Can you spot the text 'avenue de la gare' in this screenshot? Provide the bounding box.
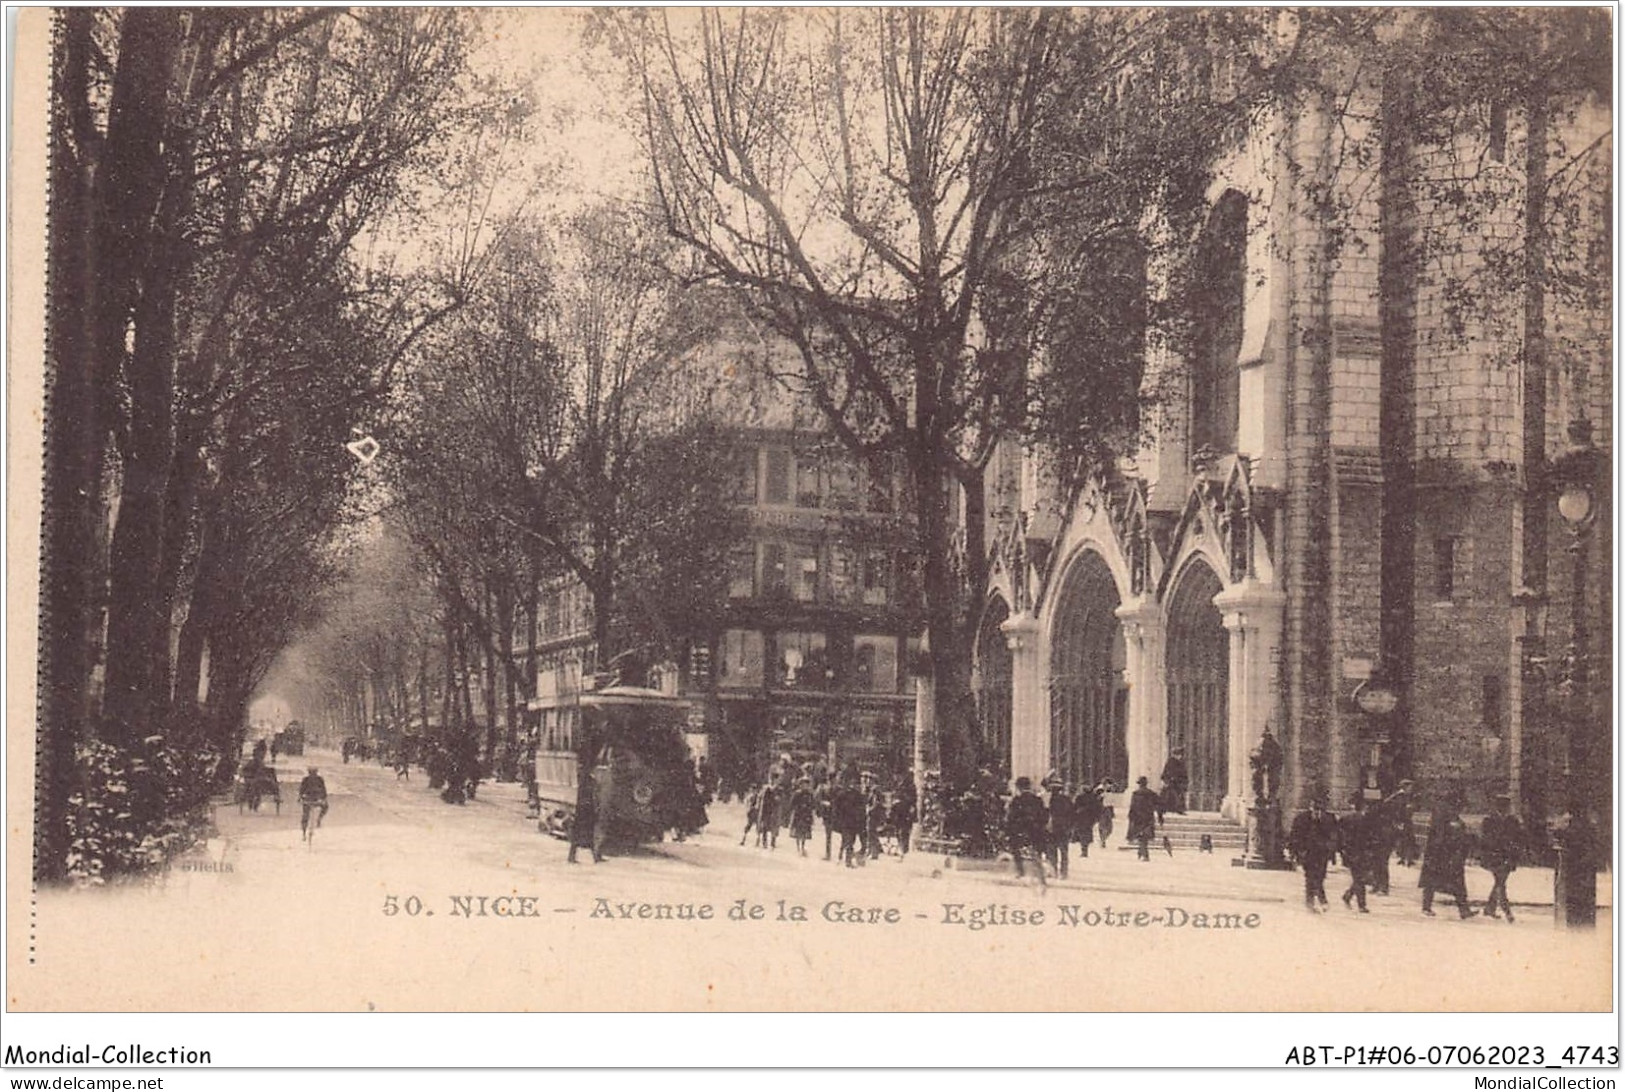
[581,898,1262,929]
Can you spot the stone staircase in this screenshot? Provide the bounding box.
[1118,811,1247,854]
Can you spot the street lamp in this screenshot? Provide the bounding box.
[1551,427,1599,929]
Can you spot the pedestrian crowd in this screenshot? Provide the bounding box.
[1288,781,1527,921]
[731,754,918,868]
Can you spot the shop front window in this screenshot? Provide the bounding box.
[853,634,899,692]
[775,631,829,689]
[719,629,764,687]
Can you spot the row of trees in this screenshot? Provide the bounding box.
[38,9,482,879]
[279,205,746,785]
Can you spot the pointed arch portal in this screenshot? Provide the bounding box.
[1049,551,1128,792]
[1166,560,1229,812]
[975,599,1013,779]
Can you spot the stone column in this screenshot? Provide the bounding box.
[1001,611,1044,783]
[1214,580,1287,820]
[912,670,933,789]
[1115,597,1167,793]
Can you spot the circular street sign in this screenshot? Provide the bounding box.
[1354,681,1399,716]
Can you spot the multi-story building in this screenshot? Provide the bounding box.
[977,74,1611,836]
[528,330,924,801]
[699,430,921,790]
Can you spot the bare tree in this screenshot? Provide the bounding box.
[619,8,1279,783]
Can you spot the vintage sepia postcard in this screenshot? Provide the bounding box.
[5,5,1615,1054]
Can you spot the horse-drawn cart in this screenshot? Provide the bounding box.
[233,765,282,814]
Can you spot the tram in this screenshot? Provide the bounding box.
[534,686,705,846]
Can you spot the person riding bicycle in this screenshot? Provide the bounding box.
[298,767,329,837]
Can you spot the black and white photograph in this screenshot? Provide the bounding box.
[4,2,1617,1071]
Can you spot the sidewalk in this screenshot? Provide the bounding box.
[699,797,1615,914]
[449,777,1612,917]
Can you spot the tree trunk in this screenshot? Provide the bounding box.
[441,610,456,736]
[482,609,498,765]
[912,452,976,787]
[418,636,433,735]
[1378,56,1419,781]
[498,584,519,775]
[38,9,104,881]
[95,9,182,746]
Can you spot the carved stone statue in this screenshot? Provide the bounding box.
[1250,727,1284,803]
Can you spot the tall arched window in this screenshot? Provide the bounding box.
[1190,190,1248,457]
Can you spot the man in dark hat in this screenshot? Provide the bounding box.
[1005,776,1047,884]
[1289,788,1340,911]
[1072,780,1101,858]
[1420,791,1475,919]
[1043,774,1075,879]
[1478,793,1522,922]
[1127,776,1160,861]
[832,775,866,867]
[1160,747,1189,816]
[1339,793,1376,912]
[1095,781,1116,848]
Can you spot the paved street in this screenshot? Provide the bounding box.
[26,749,1611,1012]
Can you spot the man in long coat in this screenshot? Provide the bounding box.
[832,777,866,867]
[1160,747,1189,816]
[1289,791,1340,911]
[1478,793,1522,922]
[1127,776,1160,861]
[1420,797,1476,919]
[1338,794,1376,912]
[1072,782,1101,859]
[1043,774,1075,879]
[1005,776,1048,883]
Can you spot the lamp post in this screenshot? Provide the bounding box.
[1551,424,1598,929]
